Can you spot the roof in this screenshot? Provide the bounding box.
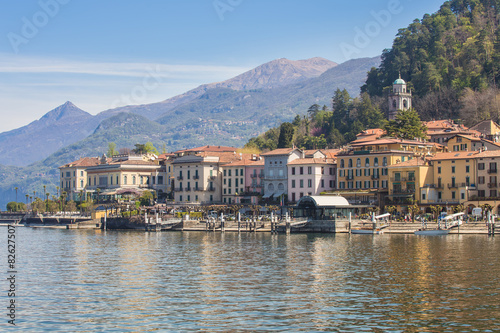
[174,145,237,154]
[476,150,500,158]
[59,157,103,169]
[350,138,437,147]
[287,158,334,165]
[394,78,406,85]
[471,120,500,135]
[297,195,350,207]
[260,148,301,156]
[423,119,458,131]
[447,134,481,142]
[431,151,480,161]
[321,149,341,159]
[221,158,264,167]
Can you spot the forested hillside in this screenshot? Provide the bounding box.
[362,0,500,125]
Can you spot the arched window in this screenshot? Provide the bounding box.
[268,184,275,192]
[340,160,345,168]
[278,183,284,191]
[403,99,407,108]
[356,158,361,167]
[348,159,353,168]
[365,158,370,167]
[374,157,379,167]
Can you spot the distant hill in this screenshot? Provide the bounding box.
[101,57,337,120]
[0,102,111,167]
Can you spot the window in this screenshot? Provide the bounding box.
[422,193,426,200]
[300,167,304,175]
[223,169,227,176]
[132,176,136,185]
[466,165,470,173]
[329,167,334,175]
[478,163,485,170]
[356,158,361,168]
[340,160,344,168]
[365,158,370,167]
[179,195,183,202]
[348,159,353,168]
[491,190,497,197]
[187,170,191,179]
[438,167,441,174]
[321,167,324,175]
[452,191,456,199]
[461,192,465,200]
[291,180,296,188]
[308,166,312,175]
[478,176,485,184]
[292,167,296,175]
[438,192,442,200]
[228,169,232,177]
[308,179,312,188]
[452,166,455,173]
[235,169,238,176]
[292,193,296,202]
[321,179,324,187]
[300,180,304,188]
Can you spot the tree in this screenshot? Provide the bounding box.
[144,142,159,155]
[408,203,420,222]
[277,122,294,148]
[107,142,118,157]
[139,191,154,206]
[384,108,427,140]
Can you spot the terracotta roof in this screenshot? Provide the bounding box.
[447,134,481,142]
[174,145,237,154]
[424,119,457,130]
[260,148,300,156]
[287,158,334,165]
[158,153,175,159]
[476,150,500,158]
[431,151,481,161]
[356,128,385,137]
[221,158,264,167]
[351,138,436,146]
[321,149,341,158]
[59,157,103,169]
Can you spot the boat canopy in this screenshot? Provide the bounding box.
[442,212,465,220]
[375,213,390,219]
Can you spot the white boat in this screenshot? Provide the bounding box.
[414,228,449,235]
[414,212,464,235]
[351,227,384,234]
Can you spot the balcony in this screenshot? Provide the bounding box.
[488,183,498,188]
[392,188,415,194]
[193,187,200,191]
[488,169,498,174]
[207,187,215,192]
[250,173,258,178]
[208,175,216,180]
[258,173,265,178]
[185,187,191,191]
[193,175,200,180]
[390,177,407,182]
[371,175,380,180]
[177,176,183,180]
[436,183,444,189]
[447,183,458,189]
[346,175,354,180]
[174,187,183,192]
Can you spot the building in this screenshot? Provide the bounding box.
[420,151,479,210]
[59,157,103,201]
[336,138,445,207]
[261,148,304,201]
[425,119,481,144]
[387,156,432,208]
[287,154,336,203]
[221,156,263,204]
[85,154,163,200]
[471,119,500,142]
[446,134,500,152]
[388,75,412,120]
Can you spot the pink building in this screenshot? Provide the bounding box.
[287,155,336,203]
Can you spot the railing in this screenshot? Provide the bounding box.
[390,177,406,182]
[346,175,354,180]
[488,169,498,174]
[448,183,458,189]
[174,187,183,192]
[436,184,444,189]
[250,174,258,178]
[193,187,200,191]
[371,175,380,180]
[488,183,498,188]
[207,187,215,192]
[177,176,183,180]
[259,173,265,178]
[193,175,200,180]
[208,175,216,180]
[392,188,415,194]
[185,187,191,191]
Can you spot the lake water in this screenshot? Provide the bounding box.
[1,227,500,332]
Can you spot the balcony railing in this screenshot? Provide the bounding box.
[488,183,498,188]
[185,187,191,191]
[258,173,265,178]
[392,188,415,194]
[193,175,200,180]
[488,169,498,174]
[371,175,380,180]
[193,187,200,191]
[346,175,354,180]
[448,183,458,189]
[390,177,406,182]
[208,175,216,180]
[207,187,215,192]
[174,187,182,192]
[177,176,183,180]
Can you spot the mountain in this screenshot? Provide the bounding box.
[154,56,381,149]
[0,102,110,167]
[102,57,337,120]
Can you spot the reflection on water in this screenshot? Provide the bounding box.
[1,228,499,332]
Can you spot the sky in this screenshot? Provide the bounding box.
[0,0,444,133]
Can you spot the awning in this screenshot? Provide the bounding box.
[262,192,274,198]
[273,190,285,198]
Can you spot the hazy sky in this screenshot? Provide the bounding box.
[0,0,443,132]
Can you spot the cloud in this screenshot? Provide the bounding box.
[0,53,250,79]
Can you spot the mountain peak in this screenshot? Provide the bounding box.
[40,101,91,122]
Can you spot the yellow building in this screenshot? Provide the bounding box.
[336,138,445,207]
[446,134,500,152]
[387,157,432,210]
[420,151,479,211]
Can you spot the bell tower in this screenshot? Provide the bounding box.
[388,74,412,120]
